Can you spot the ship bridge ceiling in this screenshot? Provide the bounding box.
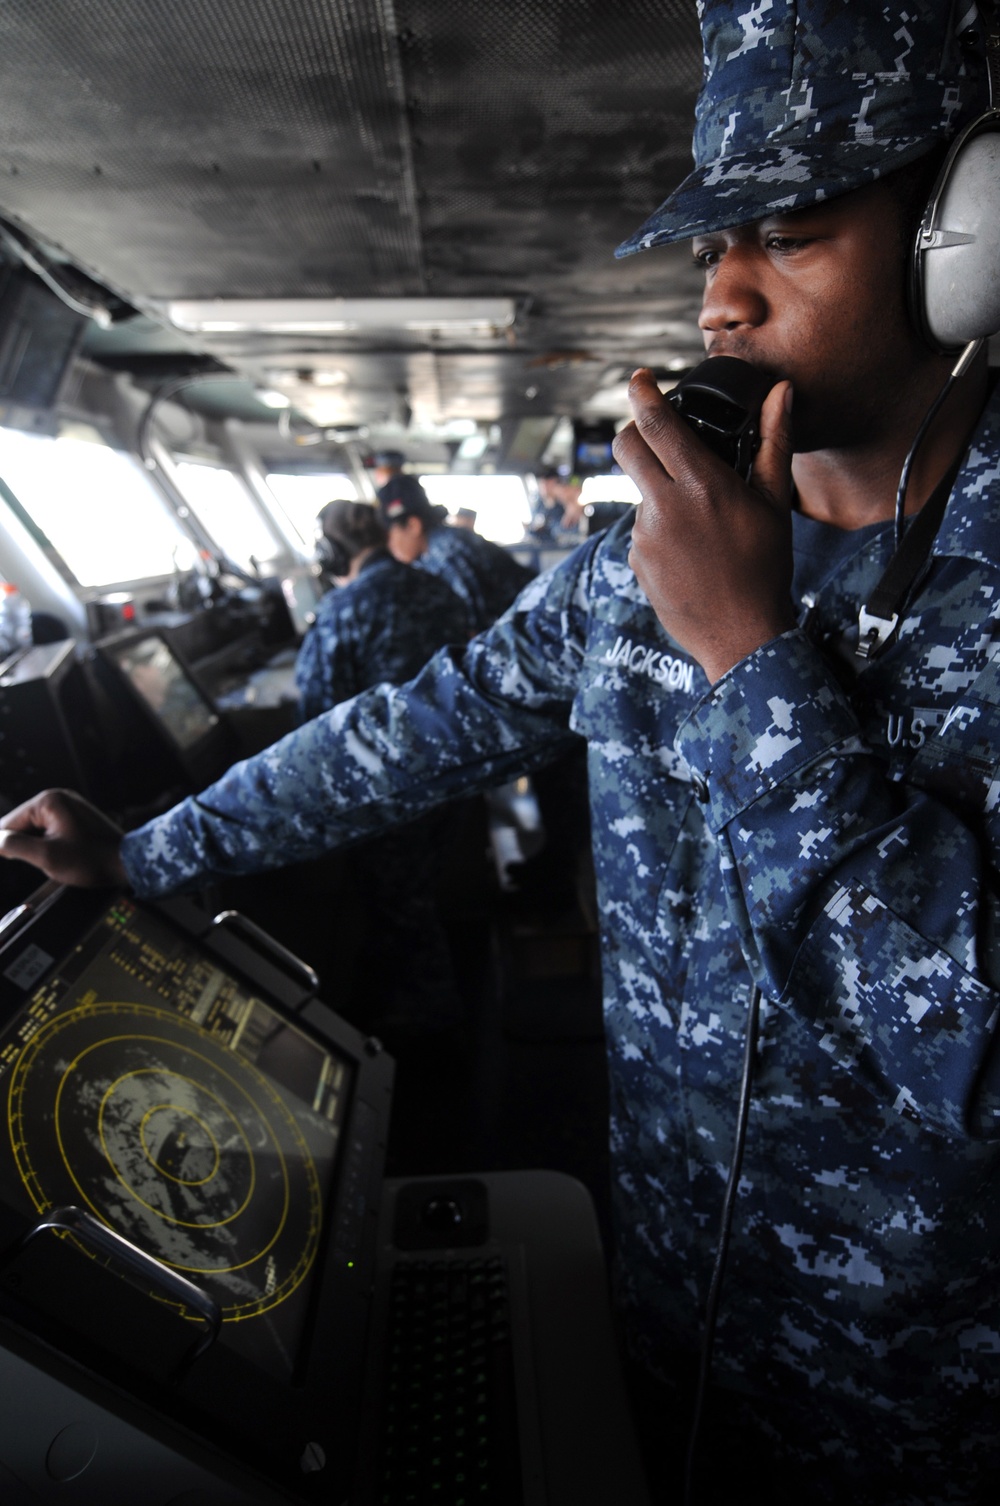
[0,0,705,457]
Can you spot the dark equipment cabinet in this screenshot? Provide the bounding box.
[0,641,100,807]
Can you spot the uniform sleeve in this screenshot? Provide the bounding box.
[293,620,327,723]
[415,545,481,634]
[121,545,592,900]
[294,600,361,722]
[676,628,1000,1138]
[414,581,469,663]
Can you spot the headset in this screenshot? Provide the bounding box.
[911,23,1000,352]
[315,498,379,580]
[315,532,352,579]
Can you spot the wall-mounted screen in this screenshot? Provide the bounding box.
[103,633,218,753]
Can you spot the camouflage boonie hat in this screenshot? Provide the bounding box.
[615,0,988,256]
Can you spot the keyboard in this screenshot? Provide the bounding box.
[375,1255,522,1505]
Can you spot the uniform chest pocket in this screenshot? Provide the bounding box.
[907,690,1000,826]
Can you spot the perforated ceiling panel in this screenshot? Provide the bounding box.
[399,0,700,292]
[0,0,421,297]
[0,0,706,428]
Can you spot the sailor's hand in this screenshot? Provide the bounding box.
[0,789,127,887]
[614,368,796,683]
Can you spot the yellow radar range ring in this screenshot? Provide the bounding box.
[7,1000,323,1323]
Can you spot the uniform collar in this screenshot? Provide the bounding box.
[356,545,394,576]
[931,377,1000,565]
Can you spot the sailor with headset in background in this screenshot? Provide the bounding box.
[298,499,467,723]
[5,2,1000,1500]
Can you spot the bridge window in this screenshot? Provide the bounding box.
[0,427,197,586]
[418,475,530,545]
[580,475,640,504]
[264,472,358,549]
[173,461,280,571]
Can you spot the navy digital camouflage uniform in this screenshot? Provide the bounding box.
[115,2,1000,1497]
[527,494,565,541]
[616,0,984,257]
[294,548,468,1027]
[119,380,1000,1501]
[416,523,534,636]
[294,547,467,719]
[529,494,581,546]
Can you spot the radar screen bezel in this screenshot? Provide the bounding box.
[0,882,394,1502]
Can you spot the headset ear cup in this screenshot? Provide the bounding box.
[913,115,1000,351]
[316,535,352,577]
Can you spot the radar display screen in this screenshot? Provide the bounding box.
[107,635,219,751]
[0,897,351,1380]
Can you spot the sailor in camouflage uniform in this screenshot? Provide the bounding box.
[296,499,467,720]
[5,3,1000,1501]
[294,499,467,1029]
[377,471,534,635]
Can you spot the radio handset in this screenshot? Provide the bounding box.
[667,356,774,481]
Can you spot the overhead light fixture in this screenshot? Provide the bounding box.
[255,388,291,409]
[165,297,518,336]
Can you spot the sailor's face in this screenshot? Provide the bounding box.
[386,515,426,563]
[692,181,927,452]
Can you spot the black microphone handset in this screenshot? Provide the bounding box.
[667,355,774,480]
